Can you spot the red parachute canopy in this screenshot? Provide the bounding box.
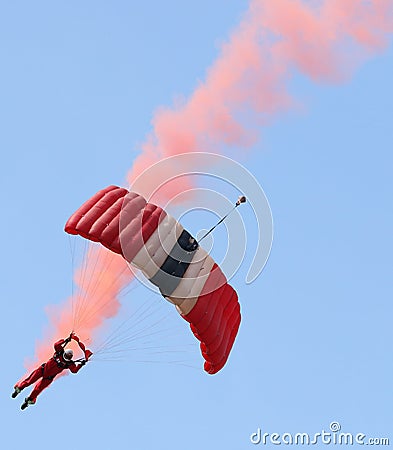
[65,186,241,374]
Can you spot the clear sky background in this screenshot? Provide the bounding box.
[1,1,392,449]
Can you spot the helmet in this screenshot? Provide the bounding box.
[63,349,73,360]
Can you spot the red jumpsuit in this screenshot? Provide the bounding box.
[16,339,83,403]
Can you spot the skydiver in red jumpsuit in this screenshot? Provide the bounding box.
[12,332,91,410]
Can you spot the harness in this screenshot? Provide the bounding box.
[38,335,92,382]
[39,351,73,381]
[53,350,73,369]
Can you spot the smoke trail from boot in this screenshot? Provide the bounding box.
[25,247,132,372]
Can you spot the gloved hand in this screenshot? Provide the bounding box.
[65,332,76,344]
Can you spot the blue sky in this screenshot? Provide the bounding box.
[1,1,392,449]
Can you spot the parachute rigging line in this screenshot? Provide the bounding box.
[198,195,246,243]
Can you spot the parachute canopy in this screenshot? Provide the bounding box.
[65,185,241,374]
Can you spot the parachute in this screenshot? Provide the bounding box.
[65,185,241,374]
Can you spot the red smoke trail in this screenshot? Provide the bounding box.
[28,0,392,370]
[25,247,132,372]
[128,0,392,197]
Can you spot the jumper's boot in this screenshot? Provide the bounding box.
[21,397,34,410]
[11,386,22,398]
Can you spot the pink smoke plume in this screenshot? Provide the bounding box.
[25,246,132,373]
[28,0,392,370]
[127,0,392,197]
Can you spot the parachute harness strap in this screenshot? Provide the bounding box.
[74,357,87,363]
[198,195,246,243]
[68,332,93,362]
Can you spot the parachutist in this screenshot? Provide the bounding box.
[12,334,92,410]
